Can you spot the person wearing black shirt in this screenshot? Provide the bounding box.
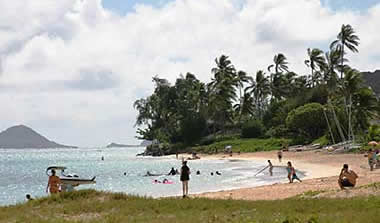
[180,161,190,198]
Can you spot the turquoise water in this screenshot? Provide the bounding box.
[0,147,298,206]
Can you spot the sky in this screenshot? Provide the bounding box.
[0,0,380,147]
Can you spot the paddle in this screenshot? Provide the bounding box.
[254,165,269,176]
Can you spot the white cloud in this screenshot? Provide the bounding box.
[0,0,379,146]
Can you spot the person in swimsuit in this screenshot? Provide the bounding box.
[368,149,375,171]
[26,194,34,201]
[287,161,302,183]
[46,169,61,194]
[168,167,176,176]
[277,150,283,163]
[180,161,190,198]
[338,164,358,190]
[268,160,273,176]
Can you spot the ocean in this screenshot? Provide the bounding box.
[0,147,297,206]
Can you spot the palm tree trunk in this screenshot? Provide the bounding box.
[329,100,346,142]
[348,94,354,142]
[311,67,314,88]
[323,108,335,144]
[340,44,344,79]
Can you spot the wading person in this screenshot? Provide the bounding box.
[368,149,375,171]
[268,160,273,176]
[180,161,190,198]
[46,169,61,194]
[287,161,302,183]
[338,164,358,190]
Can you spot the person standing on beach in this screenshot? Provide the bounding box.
[180,161,190,198]
[277,150,283,163]
[368,149,375,171]
[46,169,61,194]
[286,162,302,183]
[338,164,358,190]
[268,160,273,176]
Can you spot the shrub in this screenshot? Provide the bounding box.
[241,119,265,138]
[286,103,327,143]
[180,114,207,145]
[367,125,380,141]
[265,125,289,138]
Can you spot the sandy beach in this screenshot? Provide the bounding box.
[189,150,380,200]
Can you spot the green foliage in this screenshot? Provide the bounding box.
[133,24,379,151]
[241,119,265,138]
[367,125,380,141]
[3,189,380,223]
[265,125,289,138]
[286,103,327,143]
[193,138,290,153]
[180,114,207,145]
[312,135,330,146]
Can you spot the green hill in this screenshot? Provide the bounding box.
[362,70,380,97]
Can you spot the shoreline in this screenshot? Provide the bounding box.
[174,150,380,200]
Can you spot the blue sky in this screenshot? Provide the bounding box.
[102,0,173,14]
[102,0,380,15]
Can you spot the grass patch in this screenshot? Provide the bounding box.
[1,190,380,223]
[193,138,291,153]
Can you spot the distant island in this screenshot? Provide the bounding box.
[106,140,152,148]
[0,125,77,149]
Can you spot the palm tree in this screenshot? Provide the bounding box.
[305,48,326,87]
[338,68,363,141]
[330,24,360,79]
[246,70,270,118]
[267,53,289,101]
[268,53,289,74]
[236,70,251,99]
[208,55,237,133]
[235,70,252,124]
[323,49,344,90]
[233,92,255,120]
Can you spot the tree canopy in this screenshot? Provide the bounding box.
[134,24,380,147]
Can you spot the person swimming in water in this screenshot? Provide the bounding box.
[168,167,176,176]
[26,194,34,201]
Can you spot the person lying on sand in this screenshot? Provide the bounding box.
[338,164,358,190]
